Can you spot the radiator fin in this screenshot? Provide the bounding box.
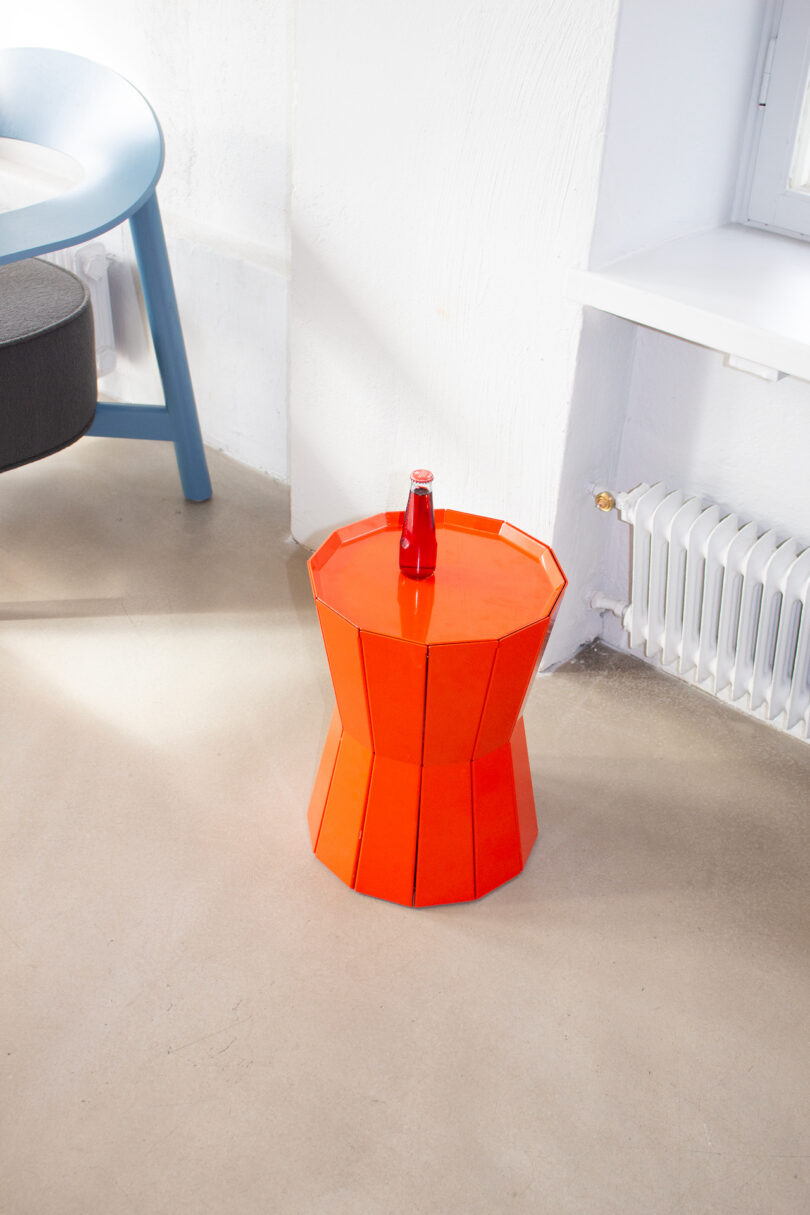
[615,483,810,741]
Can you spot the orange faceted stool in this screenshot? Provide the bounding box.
[307,510,566,907]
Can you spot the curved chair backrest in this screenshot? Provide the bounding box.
[0,47,164,266]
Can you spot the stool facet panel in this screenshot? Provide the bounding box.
[354,756,421,906]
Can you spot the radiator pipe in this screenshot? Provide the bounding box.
[589,592,628,621]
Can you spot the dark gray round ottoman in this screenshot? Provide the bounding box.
[0,258,97,474]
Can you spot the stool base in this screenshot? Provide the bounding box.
[307,713,538,907]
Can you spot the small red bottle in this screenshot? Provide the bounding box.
[399,469,437,580]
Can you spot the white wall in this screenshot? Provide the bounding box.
[11,2,803,676]
[546,0,772,663]
[579,0,810,657]
[546,309,638,665]
[3,1,291,481]
[590,0,765,268]
[289,0,622,615]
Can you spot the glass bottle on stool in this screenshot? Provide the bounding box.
[399,469,437,580]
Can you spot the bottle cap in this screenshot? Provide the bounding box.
[410,469,434,484]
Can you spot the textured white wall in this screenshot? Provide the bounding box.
[290,0,621,583]
[13,3,798,678]
[3,1,291,480]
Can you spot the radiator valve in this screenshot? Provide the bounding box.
[594,490,615,512]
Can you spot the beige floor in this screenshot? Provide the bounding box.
[2,438,809,1215]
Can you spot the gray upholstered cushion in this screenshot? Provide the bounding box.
[0,258,97,473]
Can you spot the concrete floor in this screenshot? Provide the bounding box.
[2,438,809,1215]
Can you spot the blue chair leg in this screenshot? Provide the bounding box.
[129,193,212,502]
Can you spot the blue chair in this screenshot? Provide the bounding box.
[0,47,212,501]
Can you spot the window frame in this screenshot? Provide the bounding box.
[740,0,810,240]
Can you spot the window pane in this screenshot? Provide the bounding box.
[789,68,810,193]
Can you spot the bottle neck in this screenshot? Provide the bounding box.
[409,469,434,497]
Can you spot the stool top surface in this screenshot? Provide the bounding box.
[309,509,566,645]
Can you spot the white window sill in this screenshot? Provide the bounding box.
[567,223,810,382]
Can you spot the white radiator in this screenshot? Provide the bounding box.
[596,483,810,742]
[44,242,116,378]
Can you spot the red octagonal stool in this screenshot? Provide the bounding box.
[307,509,566,907]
